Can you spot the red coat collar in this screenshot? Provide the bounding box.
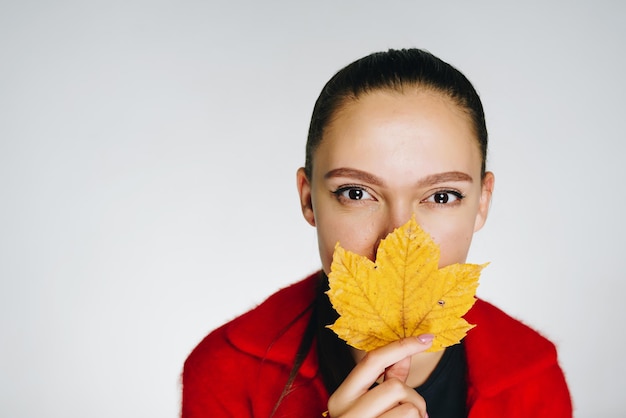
[225,273,320,378]
[226,272,559,396]
[464,297,559,397]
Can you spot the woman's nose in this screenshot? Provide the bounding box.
[373,203,416,254]
[387,202,416,233]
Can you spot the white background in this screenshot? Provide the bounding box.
[1,1,624,417]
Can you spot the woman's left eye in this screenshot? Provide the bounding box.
[425,191,464,204]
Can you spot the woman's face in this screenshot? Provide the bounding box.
[297,89,494,274]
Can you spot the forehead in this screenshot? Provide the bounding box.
[330,88,473,137]
[313,89,482,180]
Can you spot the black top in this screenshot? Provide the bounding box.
[415,342,467,418]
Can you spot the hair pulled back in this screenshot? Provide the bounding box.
[305,48,488,178]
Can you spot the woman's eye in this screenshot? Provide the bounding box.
[334,187,373,201]
[426,191,464,204]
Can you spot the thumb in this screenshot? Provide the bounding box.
[384,355,411,382]
[383,334,434,383]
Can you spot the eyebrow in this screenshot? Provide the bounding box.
[324,168,473,188]
[324,168,385,186]
[417,171,474,187]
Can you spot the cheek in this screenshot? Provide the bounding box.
[439,234,474,266]
[425,221,476,267]
[316,216,378,274]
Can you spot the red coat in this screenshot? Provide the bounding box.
[182,273,572,417]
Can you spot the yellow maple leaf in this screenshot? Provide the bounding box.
[326,217,486,353]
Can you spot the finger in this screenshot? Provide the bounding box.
[339,336,433,399]
[328,335,433,415]
[379,402,427,418]
[334,378,427,418]
[384,334,434,383]
[384,355,411,383]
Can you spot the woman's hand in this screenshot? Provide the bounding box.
[327,335,433,418]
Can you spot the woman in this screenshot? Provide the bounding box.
[182,48,572,417]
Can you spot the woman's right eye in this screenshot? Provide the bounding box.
[333,186,373,201]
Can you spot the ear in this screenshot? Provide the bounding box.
[474,171,495,232]
[296,167,316,227]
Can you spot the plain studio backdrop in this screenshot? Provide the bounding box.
[1,1,624,417]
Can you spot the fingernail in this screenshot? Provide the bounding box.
[417,334,434,344]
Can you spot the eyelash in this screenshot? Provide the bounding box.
[331,185,374,202]
[424,190,465,205]
[332,186,465,207]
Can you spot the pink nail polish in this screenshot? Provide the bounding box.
[417,334,434,344]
